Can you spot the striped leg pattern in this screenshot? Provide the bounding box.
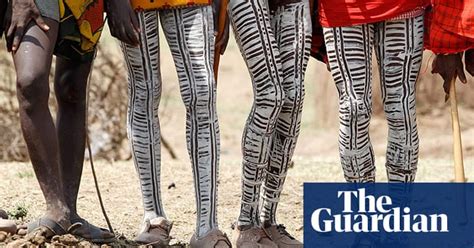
[121,10,165,221]
[375,15,423,182]
[324,15,423,183]
[260,0,312,225]
[121,6,219,237]
[324,24,376,182]
[229,0,285,226]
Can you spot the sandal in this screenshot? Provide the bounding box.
[0,210,16,234]
[190,228,232,248]
[68,218,116,244]
[27,217,67,239]
[135,217,172,247]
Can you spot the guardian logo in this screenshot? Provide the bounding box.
[303,183,474,248]
[310,188,448,233]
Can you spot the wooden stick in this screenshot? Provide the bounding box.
[449,76,466,182]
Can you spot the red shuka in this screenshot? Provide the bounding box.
[318,0,428,28]
[425,0,474,54]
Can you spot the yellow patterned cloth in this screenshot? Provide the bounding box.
[131,0,211,11]
[55,0,105,61]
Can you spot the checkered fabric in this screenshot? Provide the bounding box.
[425,0,474,54]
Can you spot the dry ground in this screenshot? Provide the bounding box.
[1,157,473,247]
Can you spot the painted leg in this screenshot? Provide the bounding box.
[120,8,167,229]
[229,0,285,228]
[161,6,221,239]
[375,15,424,182]
[260,0,311,225]
[323,24,376,182]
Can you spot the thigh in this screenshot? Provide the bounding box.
[228,0,283,85]
[121,10,161,88]
[159,6,215,91]
[271,0,312,87]
[54,57,92,103]
[323,24,374,102]
[375,15,424,102]
[13,18,59,85]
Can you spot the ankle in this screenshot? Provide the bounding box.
[143,212,165,222]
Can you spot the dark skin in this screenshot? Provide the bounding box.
[105,0,140,46]
[3,0,138,237]
[0,0,7,36]
[432,51,473,97]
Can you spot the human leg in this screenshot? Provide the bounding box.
[160,5,222,239]
[13,19,71,229]
[323,24,376,182]
[375,15,424,182]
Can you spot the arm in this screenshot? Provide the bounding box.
[105,0,140,47]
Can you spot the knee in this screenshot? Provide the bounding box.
[384,101,416,122]
[283,84,305,109]
[256,83,285,113]
[16,71,49,112]
[339,97,371,122]
[54,81,86,106]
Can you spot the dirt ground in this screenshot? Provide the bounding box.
[1,30,474,246]
[1,157,473,247]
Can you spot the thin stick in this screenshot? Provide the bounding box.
[86,137,114,234]
[85,55,115,233]
[449,76,465,182]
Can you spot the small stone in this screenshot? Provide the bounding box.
[60,234,80,245]
[16,228,27,236]
[0,210,8,219]
[79,240,93,247]
[5,239,32,248]
[168,183,176,189]
[0,231,8,242]
[30,234,46,245]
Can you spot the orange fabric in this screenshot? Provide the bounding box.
[131,0,211,11]
[425,0,474,54]
[318,0,428,27]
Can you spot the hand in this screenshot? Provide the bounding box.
[105,0,140,47]
[5,0,49,52]
[465,49,474,77]
[431,53,467,95]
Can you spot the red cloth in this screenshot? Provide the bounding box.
[318,0,428,28]
[425,0,474,54]
[310,0,327,63]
